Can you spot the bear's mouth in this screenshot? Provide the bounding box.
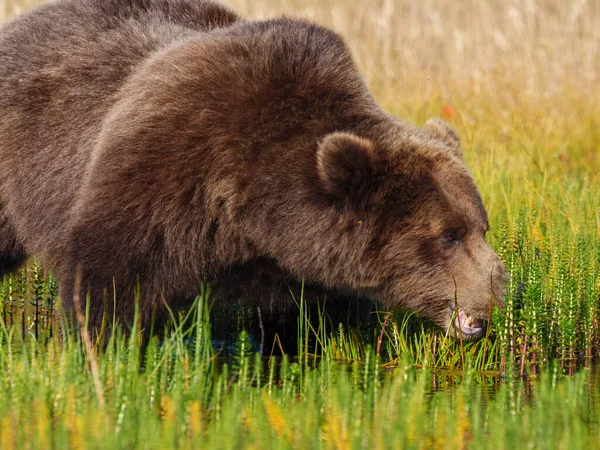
[449,303,485,340]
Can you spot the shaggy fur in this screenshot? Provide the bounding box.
[0,0,506,340]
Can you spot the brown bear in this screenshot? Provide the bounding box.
[0,0,506,342]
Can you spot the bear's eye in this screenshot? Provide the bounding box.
[442,230,460,246]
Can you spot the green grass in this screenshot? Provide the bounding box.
[1,296,600,449]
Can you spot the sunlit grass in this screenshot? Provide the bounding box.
[1,296,599,449]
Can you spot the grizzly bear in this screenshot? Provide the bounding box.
[0,0,506,343]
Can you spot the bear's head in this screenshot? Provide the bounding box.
[315,118,507,340]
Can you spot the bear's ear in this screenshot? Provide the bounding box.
[316,132,378,209]
[425,118,462,159]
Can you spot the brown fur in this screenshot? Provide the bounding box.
[0,0,506,340]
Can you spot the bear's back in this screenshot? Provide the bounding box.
[0,0,239,264]
[0,0,239,111]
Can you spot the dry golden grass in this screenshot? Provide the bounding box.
[3,0,598,101]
